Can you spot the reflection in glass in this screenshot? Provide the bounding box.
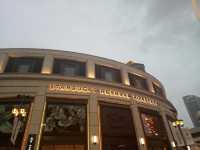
[44,104,86,134]
[141,113,159,137]
[41,103,87,150]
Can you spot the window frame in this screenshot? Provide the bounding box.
[4,57,43,73]
[53,58,86,77]
[95,64,122,83]
[153,83,164,97]
[128,73,149,91]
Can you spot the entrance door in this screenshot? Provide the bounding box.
[40,102,87,150]
[100,104,138,150]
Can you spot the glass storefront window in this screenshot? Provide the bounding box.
[0,102,30,149]
[53,59,86,77]
[128,73,148,91]
[5,57,43,73]
[95,65,122,83]
[41,103,87,150]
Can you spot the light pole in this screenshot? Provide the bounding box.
[172,119,187,150]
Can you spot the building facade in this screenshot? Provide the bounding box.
[183,95,200,128]
[0,48,181,150]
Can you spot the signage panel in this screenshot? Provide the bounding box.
[26,134,36,150]
[48,83,159,106]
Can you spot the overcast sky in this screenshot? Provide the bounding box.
[0,0,200,127]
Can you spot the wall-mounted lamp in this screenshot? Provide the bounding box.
[139,137,145,145]
[91,135,99,145]
[172,119,184,127]
[12,108,27,117]
[186,146,191,150]
[171,141,176,148]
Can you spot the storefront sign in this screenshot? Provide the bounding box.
[26,134,36,150]
[48,84,158,106]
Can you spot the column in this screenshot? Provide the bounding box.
[41,55,54,74]
[121,68,130,85]
[88,94,100,150]
[147,78,154,93]
[160,110,176,149]
[160,84,167,99]
[28,87,46,150]
[130,105,147,150]
[87,60,95,79]
[0,53,8,73]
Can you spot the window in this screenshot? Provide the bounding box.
[41,102,87,150]
[53,59,86,77]
[95,65,121,83]
[128,73,148,91]
[153,83,164,97]
[5,57,43,73]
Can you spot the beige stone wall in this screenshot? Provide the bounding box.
[0,48,168,98]
[0,49,178,150]
[0,78,177,150]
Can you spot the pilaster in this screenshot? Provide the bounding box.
[41,55,54,74]
[160,110,176,149]
[88,94,100,150]
[28,87,46,150]
[0,53,8,73]
[87,60,95,79]
[147,78,154,93]
[121,68,130,85]
[130,105,147,150]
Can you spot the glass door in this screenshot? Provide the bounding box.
[100,104,138,150]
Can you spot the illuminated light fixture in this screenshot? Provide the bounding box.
[155,133,158,136]
[12,108,19,117]
[42,70,51,74]
[187,146,191,150]
[91,135,99,145]
[20,108,27,117]
[139,137,145,145]
[88,72,95,79]
[12,107,27,117]
[172,119,184,127]
[171,141,176,148]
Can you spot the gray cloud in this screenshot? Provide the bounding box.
[0,0,200,127]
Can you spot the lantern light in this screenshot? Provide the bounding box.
[20,108,27,117]
[171,141,176,148]
[12,108,19,117]
[139,137,145,145]
[187,145,191,150]
[172,119,184,127]
[91,135,99,145]
[12,107,27,117]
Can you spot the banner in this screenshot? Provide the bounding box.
[11,117,22,145]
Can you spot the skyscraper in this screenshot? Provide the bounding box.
[183,95,200,127]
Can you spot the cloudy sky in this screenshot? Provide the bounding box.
[0,0,200,127]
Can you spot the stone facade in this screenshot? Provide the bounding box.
[0,48,179,150]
